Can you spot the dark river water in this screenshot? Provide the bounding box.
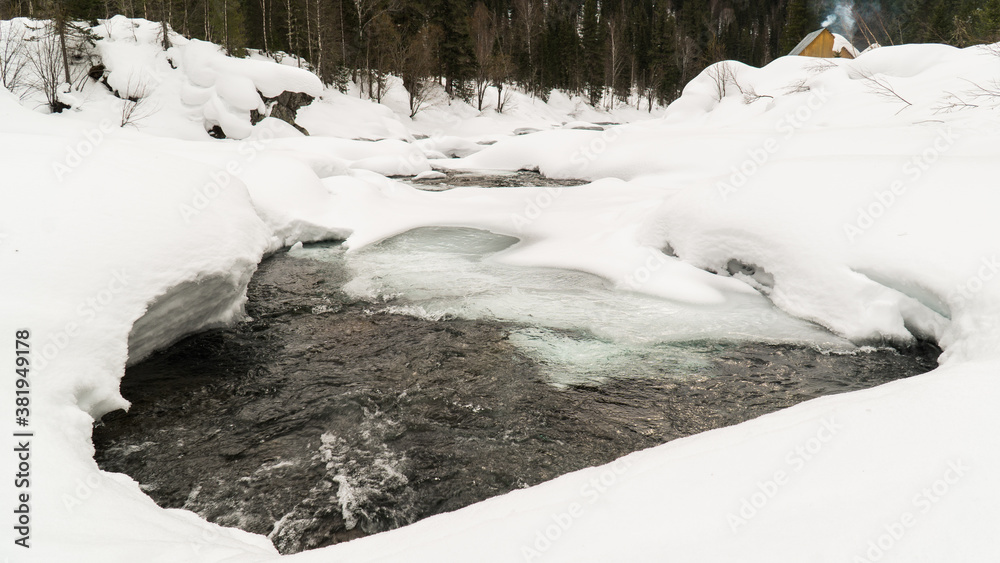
[406,170,586,191]
[93,237,939,555]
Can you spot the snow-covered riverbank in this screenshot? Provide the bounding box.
[3,17,999,562]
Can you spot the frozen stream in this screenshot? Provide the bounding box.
[93,200,939,555]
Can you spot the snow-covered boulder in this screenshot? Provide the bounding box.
[181,39,322,139]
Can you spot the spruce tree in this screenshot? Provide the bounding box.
[649,1,680,104]
[581,0,603,105]
[431,0,475,96]
[781,0,814,55]
[970,0,1000,43]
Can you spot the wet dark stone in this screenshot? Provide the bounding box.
[406,170,586,191]
[93,246,938,555]
[251,91,315,135]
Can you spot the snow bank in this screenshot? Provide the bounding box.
[1,124,280,560]
[92,17,322,139]
[833,32,860,57]
[295,90,413,141]
[180,39,322,139]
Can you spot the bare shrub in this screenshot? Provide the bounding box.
[403,24,439,117]
[0,22,29,96]
[851,66,912,113]
[806,60,837,74]
[496,85,514,114]
[26,30,67,112]
[708,61,744,102]
[933,91,979,113]
[934,78,1000,113]
[783,79,811,95]
[742,85,773,105]
[118,74,157,127]
[492,52,514,113]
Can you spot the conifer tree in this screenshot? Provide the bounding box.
[781,0,814,55]
[431,0,474,96]
[581,0,603,105]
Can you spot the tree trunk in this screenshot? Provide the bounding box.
[305,0,313,65]
[56,15,71,85]
[259,0,268,53]
[286,0,293,56]
[315,0,323,79]
[339,0,346,65]
[161,18,171,50]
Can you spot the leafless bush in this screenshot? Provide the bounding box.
[118,74,157,127]
[403,24,439,117]
[0,22,29,96]
[933,91,979,114]
[980,43,1000,58]
[934,78,1000,113]
[21,19,99,112]
[406,81,425,117]
[806,60,837,74]
[491,51,514,113]
[851,66,912,113]
[67,37,100,90]
[707,62,770,105]
[742,85,773,105]
[470,2,495,112]
[783,79,811,95]
[26,31,66,112]
[958,77,1000,100]
[495,84,514,114]
[708,61,744,102]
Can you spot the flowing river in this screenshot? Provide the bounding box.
[93,176,939,555]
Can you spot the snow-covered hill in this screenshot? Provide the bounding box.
[3,16,1000,563]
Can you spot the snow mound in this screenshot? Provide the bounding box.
[832,32,860,57]
[180,39,322,139]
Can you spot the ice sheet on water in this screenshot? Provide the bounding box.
[507,327,718,387]
[290,227,855,384]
